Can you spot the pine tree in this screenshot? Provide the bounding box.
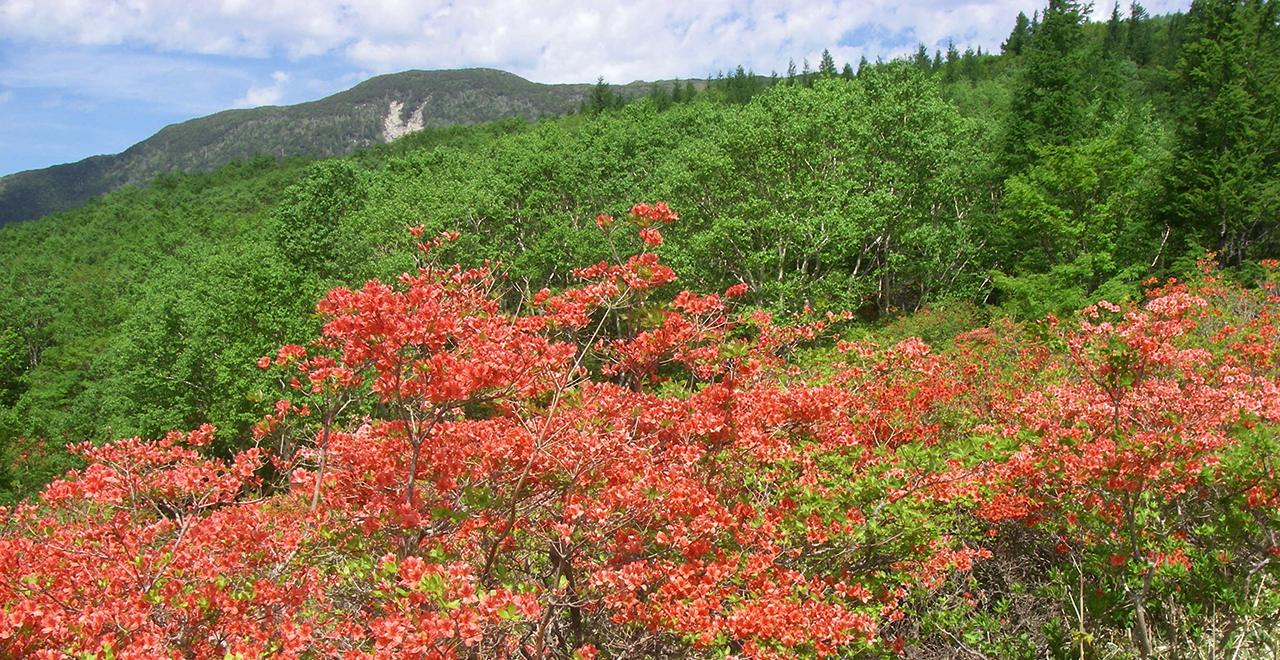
[1093,3,1133,123]
[961,47,980,80]
[1003,0,1089,170]
[912,43,931,71]
[1127,2,1153,65]
[588,76,616,115]
[1163,0,1280,264]
[725,66,762,104]
[1003,11,1032,55]
[647,82,672,111]
[1103,2,1128,58]
[819,49,838,77]
[943,41,961,83]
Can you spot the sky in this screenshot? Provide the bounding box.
[0,0,1192,178]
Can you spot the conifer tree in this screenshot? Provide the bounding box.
[943,41,961,83]
[1163,0,1280,264]
[1127,2,1154,65]
[1003,12,1032,55]
[819,49,838,76]
[725,66,763,104]
[1103,3,1128,58]
[913,43,931,71]
[588,76,617,115]
[1003,0,1089,171]
[961,47,980,80]
[647,82,672,111]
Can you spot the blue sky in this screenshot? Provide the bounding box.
[0,0,1191,178]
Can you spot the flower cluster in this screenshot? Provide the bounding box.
[6,207,1280,659]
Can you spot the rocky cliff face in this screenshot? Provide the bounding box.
[382,100,428,142]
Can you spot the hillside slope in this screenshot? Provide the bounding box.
[0,68,651,226]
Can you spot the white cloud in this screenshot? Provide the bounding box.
[232,70,291,108]
[0,90,12,103]
[0,1,1195,86]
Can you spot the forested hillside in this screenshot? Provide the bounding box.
[0,68,671,227]
[1,1,1279,657]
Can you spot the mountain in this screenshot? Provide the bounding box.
[0,68,654,227]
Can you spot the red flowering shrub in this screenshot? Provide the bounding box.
[938,266,1280,656]
[2,215,1278,659]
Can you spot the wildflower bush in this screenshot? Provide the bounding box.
[2,211,1278,659]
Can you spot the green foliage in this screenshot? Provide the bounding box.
[993,123,1163,316]
[669,66,983,312]
[864,301,991,350]
[819,49,838,77]
[0,155,315,499]
[273,160,369,274]
[1,11,1280,658]
[1004,0,1091,170]
[1003,11,1033,56]
[84,242,318,450]
[1162,0,1280,265]
[0,327,23,408]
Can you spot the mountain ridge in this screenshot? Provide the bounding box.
[0,68,658,227]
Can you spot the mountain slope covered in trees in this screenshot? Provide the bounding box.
[0,68,676,227]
